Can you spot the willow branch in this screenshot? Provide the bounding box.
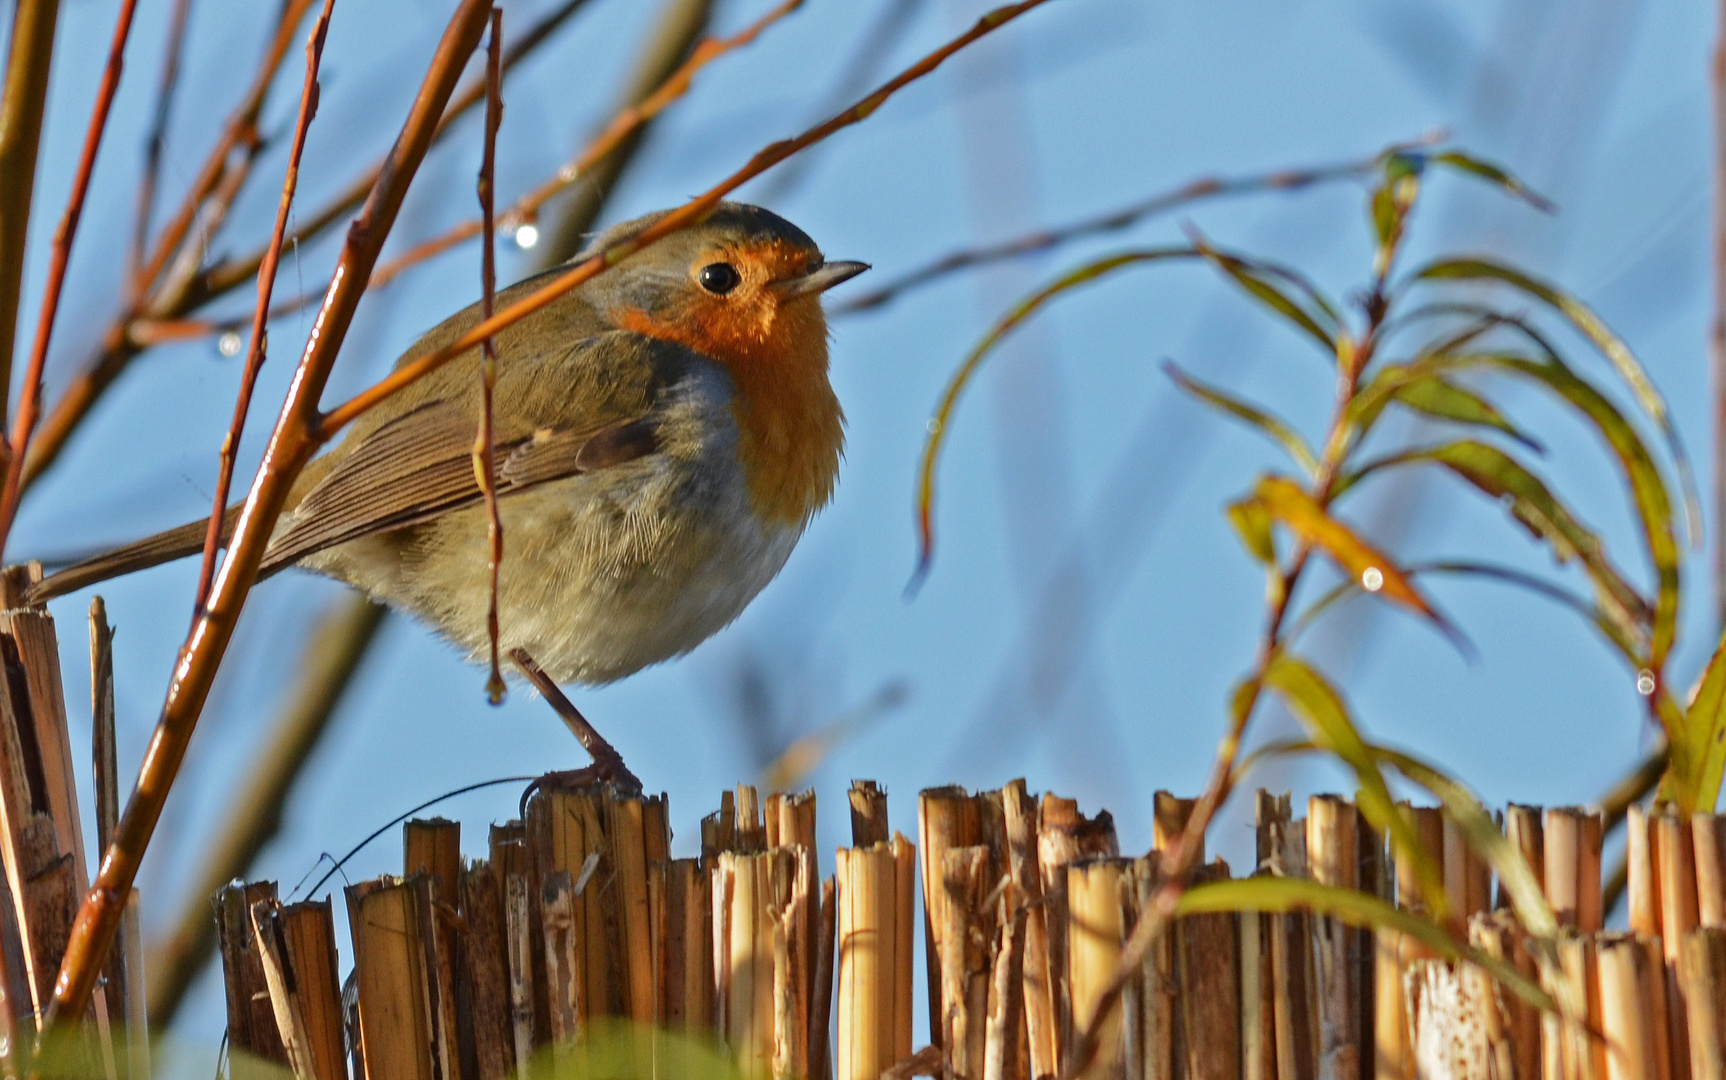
[131,0,195,291]
[0,0,63,430]
[0,0,140,559]
[195,0,599,303]
[477,8,505,703]
[834,150,1400,315]
[19,0,589,495]
[39,0,494,1037]
[193,0,335,612]
[143,594,386,1026]
[323,0,1058,437]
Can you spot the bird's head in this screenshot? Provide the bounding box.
[582,202,867,373]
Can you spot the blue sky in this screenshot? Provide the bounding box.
[6,0,1715,1055]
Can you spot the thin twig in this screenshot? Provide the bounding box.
[366,0,798,292]
[0,0,63,436]
[0,0,141,559]
[195,0,600,302]
[131,0,195,291]
[322,0,1055,436]
[193,0,335,612]
[834,150,1416,315]
[39,0,496,1038]
[476,8,506,704]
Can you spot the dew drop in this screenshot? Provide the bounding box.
[926,418,941,434]
[217,331,243,357]
[1361,566,1384,592]
[1636,669,1656,696]
[514,223,540,250]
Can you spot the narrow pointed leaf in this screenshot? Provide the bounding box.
[914,246,1201,580]
[1686,627,1726,812]
[1175,877,1553,1014]
[1261,654,1448,919]
[1411,256,1699,545]
[1253,475,1445,626]
[1165,361,1319,475]
[1227,496,1277,565]
[1391,375,1542,451]
[1190,236,1341,354]
[1426,151,1557,213]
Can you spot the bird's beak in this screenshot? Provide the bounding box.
[776,260,870,297]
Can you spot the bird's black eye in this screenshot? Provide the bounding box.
[698,262,741,295]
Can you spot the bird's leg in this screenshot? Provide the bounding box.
[509,647,643,796]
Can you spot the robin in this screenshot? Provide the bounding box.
[32,202,866,782]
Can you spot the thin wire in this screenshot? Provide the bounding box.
[297,774,535,900]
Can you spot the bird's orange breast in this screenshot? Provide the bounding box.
[616,295,844,527]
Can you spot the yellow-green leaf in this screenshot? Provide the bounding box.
[1253,475,1444,626]
[1687,628,1726,813]
[1175,877,1551,1014]
[1391,375,1541,451]
[1228,496,1278,565]
[1426,150,1557,213]
[1190,235,1340,354]
[1165,361,1319,476]
[1261,655,1447,920]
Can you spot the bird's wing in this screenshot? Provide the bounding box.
[260,398,657,573]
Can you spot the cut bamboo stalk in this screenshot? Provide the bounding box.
[1406,960,1488,1080]
[1128,857,1172,1080]
[528,785,615,1023]
[659,857,713,1033]
[250,897,318,1080]
[1358,811,1384,1080]
[1004,781,1056,1080]
[1,576,90,884]
[1627,807,1660,939]
[1067,858,1125,1080]
[408,872,458,1080]
[90,597,127,1047]
[1377,805,1438,1080]
[1151,792,1196,859]
[346,877,435,1080]
[504,871,536,1067]
[278,899,346,1080]
[1443,812,1491,921]
[403,818,461,911]
[1176,861,1239,1080]
[1598,934,1664,1080]
[217,880,289,1065]
[542,870,582,1049]
[1680,927,1726,1080]
[717,849,777,1072]
[921,786,981,1051]
[1241,908,1275,1080]
[1258,793,1316,1080]
[1656,812,1697,1080]
[704,789,738,859]
[836,842,898,1080]
[773,789,818,851]
[738,785,766,853]
[1503,805,1545,911]
[1472,910,1539,1080]
[851,782,889,847]
[123,888,147,1080]
[1308,795,1359,1080]
[607,793,657,1026]
[1552,933,1605,1080]
[462,861,515,1080]
[813,874,837,1080]
[1545,809,1604,932]
[1696,815,1726,929]
[1040,794,1117,1069]
[893,833,916,1070]
[984,874,1026,1080]
[492,818,545,1049]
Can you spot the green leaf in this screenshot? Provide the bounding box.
[1391,375,1542,451]
[1410,257,1699,548]
[1175,877,1552,1014]
[1371,746,1557,939]
[1253,475,1448,629]
[1189,234,1341,355]
[1426,150,1557,213]
[1687,628,1726,813]
[1227,496,1278,565]
[1261,655,1448,920]
[1344,439,1649,656]
[1164,361,1319,476]
[914,246,1202,582]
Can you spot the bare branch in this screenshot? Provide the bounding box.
[0,0,63,432]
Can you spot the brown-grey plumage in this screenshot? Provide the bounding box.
[31,203,866,685]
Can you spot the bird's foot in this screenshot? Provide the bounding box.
[509,647,644,808]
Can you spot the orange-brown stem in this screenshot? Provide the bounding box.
[0,0,140,558]
[38,0,494,1041]
[194,0,336,613]
[477,7,506,703]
